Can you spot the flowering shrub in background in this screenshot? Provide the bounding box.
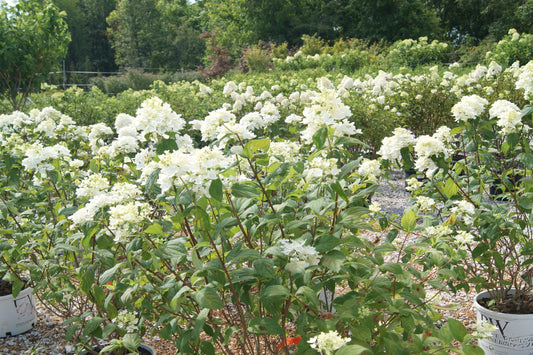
[486,29,533,67]
[0,73,491,354]
[385,37,450,69]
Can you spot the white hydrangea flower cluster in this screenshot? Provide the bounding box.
[378,127,416,162]
[300,78,359,143]
[279,239,320,267]
[134,96,186,141]
[109,113,139,156]
[425,225,452,239]
[450,200,476,225]
[109,201,151,242]
[414,135,448,173]
[307,330,350,355]
[305,155,340,182]
[369,202,381,213]
[69,181,147,239]
[405,177,424,192]
[416,196,436,212]
[0,108,79,144]
[516,61,533,99]
[269,141,301,163]
[472,320,498,339]
[451,94,488,122]
[140,146,235,195]
[112,310,139,334]
[75,173,110,199]
[191,108,240,143]
[455,230,475,245]
[88,123,114,154]
[432,126,454,145]
[489,100,523,135]
[357,159,381,181]
[21,142,71,175]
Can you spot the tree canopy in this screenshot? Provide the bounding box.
[0,0,70,110]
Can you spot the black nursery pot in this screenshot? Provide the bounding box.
[489,174,522,201]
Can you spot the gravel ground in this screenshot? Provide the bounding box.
[0,172,478,355]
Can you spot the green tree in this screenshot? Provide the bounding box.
[0,0,70,111]
[338,0,442,42]
[430,0,524,43]
[106,0,204,70]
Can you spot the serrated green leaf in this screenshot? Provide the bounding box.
[322,250,346,272]
[312,126,328,150]
[123,333,142,351]
[99,263,123,285]
[231,183,260,198]
[443,178,459,198]
[336,344,371,355]
[247,317,283,335]
[144,222,164,235]
[244,138,270,158]
[209,178,223,202]
[194,285,224,309]
[253,259,275,280]
[156,138,179,154]
[260,285,290,301]
[447,318,467,342]
[401,210,417,232]
[82,316,104,336]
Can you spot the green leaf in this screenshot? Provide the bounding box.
[231,183,260,198]
[99,263,123,285]
[209,178,223,202]
[200,341,216,355]
[338,160,359,180]
[253,259,275,280]
[144,222,164,235]
[247,317,283,335]
[65,324,80,342]
[102,324,116,339]
[192,207,211,230]
[401,210,417,232]
[81,265,95,295]
[443,178,459,198]
[122,333,142,351]
[518,195,533,212]
[336,344,371,355]
[82,316,104,336]
[193,308,210,338]
[519,153,533,169]
[194,285,224,309]
[312,126,328,150]
[330,181,349,202]
[322,250,346,272]
[260,285,290,301]
[335,136,365,147]
[144,167,161,194]
[447,318,467,342]
[462,345,485,355]
[244,138,270,157]
[315,235,341,253]
[156,138,179,154]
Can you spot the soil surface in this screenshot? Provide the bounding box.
[0,279,13,297]
[478,293,533,314]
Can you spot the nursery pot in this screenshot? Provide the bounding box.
[0,287,37,337]
[80,343,156,355]
[474,290,533,355]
